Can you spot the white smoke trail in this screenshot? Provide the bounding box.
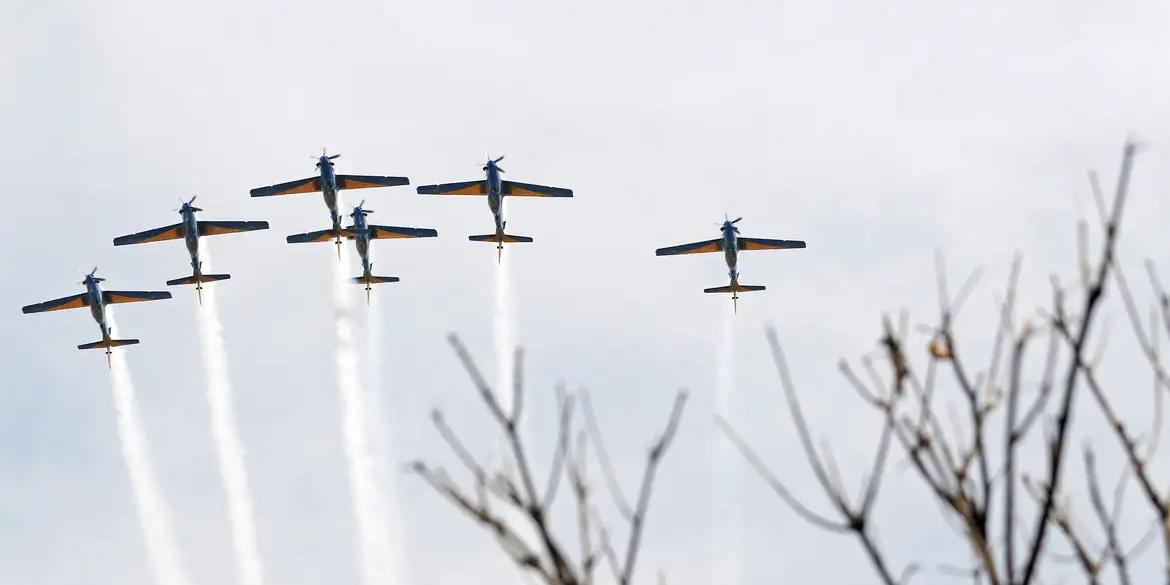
[332,246,395,585]
[106,311,191,585]
[194,244,266,585]
[494,252,516,414]
[362,285,408,585]
[710,303,741,583]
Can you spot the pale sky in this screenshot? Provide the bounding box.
[3,0,1170,583]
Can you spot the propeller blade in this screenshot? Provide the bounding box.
[493,155,505,163]
[328,154,340,160]
[732,217,743,224]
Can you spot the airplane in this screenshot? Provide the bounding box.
[21,268,172,367]
[250,149,410,258]
[655,216,806,313]
[112,196,270,304]
[287,200,438,303]
[416,155,572,262]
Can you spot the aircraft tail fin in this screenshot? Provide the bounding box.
[469,233,533,244]
[78,338,140,350]
[166,274,231,286]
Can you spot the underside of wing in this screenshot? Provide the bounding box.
[416,180,487,196]
[102,291,172,305]
[502,180,574,197]
[249,177,320,197]
[22,293,90,314]
[198,220,271,236]
[738,237,807,251]
[336,175,410,190]
[286,229,341,244]
[113,224,184,246]
[655,238,724,256]
[368,225,439,239]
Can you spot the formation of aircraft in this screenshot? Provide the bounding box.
[21,149,808,363]
[287,200,438,303]
[655,216,806,313]
[416,155,573,262]
[112,196,270,304]
[249,150,410,258]
[21,268,171,367]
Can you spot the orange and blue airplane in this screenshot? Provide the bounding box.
[112,196,269,303]
[287,200,438,303]
[416,155,572,262]
[655,216,806,312]
[21,268,171,366]
[250,149,410,258]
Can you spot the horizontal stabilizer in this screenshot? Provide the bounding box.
[352,276,400,285]
[704,284,766,294]
[167,274,231,286]
[78,338,139,350]
[287,229,348,244]
[469,233,533,244]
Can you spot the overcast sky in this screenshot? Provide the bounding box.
[3,0,1170,583]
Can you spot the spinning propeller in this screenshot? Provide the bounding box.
[79,267,105,284]
[314,147,341,166]
[483,154,505,173]
[175,195,202,213]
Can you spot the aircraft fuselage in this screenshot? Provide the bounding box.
[180,205,202,274]
[485,162,504,232]
[84,275,110,338]
[721,223,739,282]
[352,209,372,275]
[318,157,341,231]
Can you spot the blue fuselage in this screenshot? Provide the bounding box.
[318,158,341,231]
[485,162,504,232]
[721,224,739,282]
[84,275,110,338]
[180,206,201,273]
[351,210,372,275]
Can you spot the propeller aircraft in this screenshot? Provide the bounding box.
[416,155,572,262]
[655,216,806,312]
[250,149,410,258]
[287,200,438,303]
[112,196,269,303]
[21,268,172,367]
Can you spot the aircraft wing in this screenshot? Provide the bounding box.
[655,238,724,256]
[199,220,271,236]
[113,224,185,246]
[286,229,341,244]
[738,237,807,251]
[249,177,320,197]
[502,180,574,197]
[416,180,487,196]
[102,291,172,305]
[367,225,439,239]
[22,293,90,314]
[336,175,410,190]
